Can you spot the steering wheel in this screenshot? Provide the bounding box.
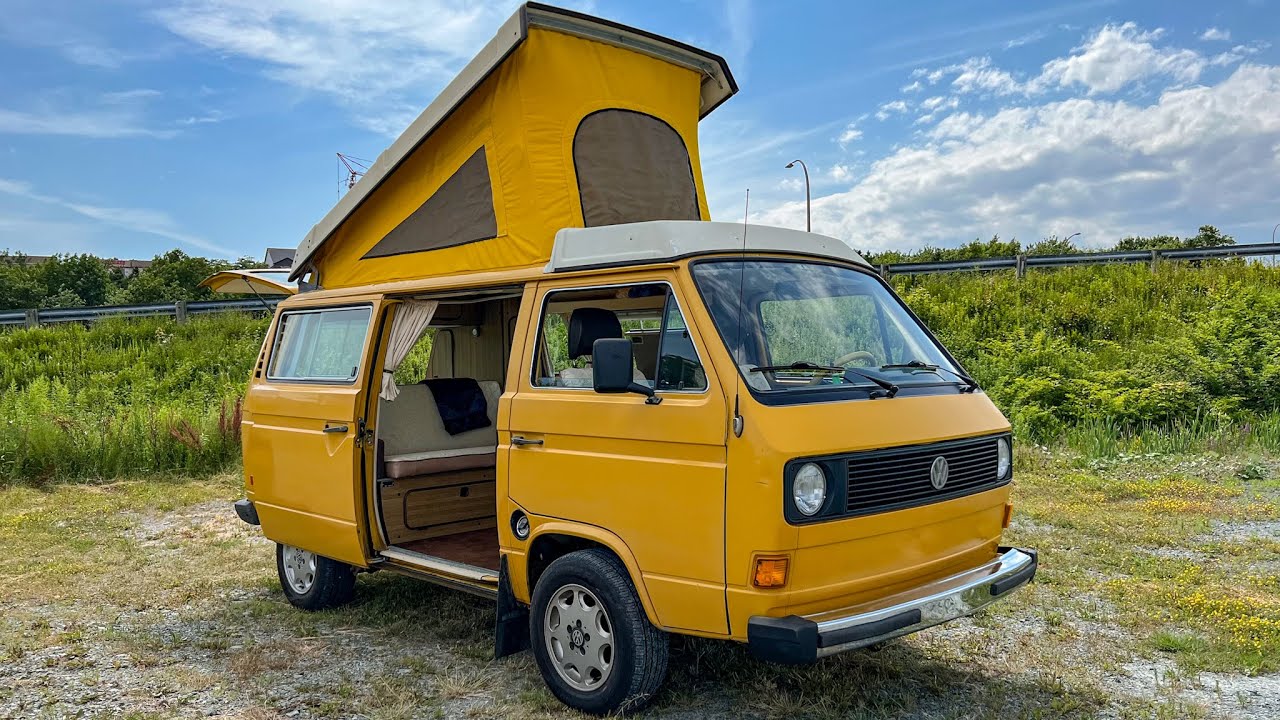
[833,350,877,367]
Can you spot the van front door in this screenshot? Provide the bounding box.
[507,278,729,635]
[244,301,380,566]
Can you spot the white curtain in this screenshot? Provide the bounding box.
[380,300,439,401]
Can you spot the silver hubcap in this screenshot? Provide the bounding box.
[543,584,614,691]
[282,545,317,594]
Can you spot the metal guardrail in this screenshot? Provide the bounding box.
[2,243,1277,327]
[0,298,281,328]
[877,242,1280,278]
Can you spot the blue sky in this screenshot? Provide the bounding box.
[1,1,1277,261]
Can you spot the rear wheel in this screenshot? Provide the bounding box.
[276,543,356,610]
[530,549,668,715]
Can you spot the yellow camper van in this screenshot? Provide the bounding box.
[234,3,1036,714]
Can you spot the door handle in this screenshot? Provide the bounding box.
[323,424,349,433]
[511,436,543,447]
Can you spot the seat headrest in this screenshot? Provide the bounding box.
[568,307,623,359]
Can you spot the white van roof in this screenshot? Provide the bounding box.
[546,221,870,272]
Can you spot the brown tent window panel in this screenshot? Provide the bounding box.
[573,110,700,228]
[362,147,498,260]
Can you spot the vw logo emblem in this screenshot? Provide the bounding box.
[930,456,949,490]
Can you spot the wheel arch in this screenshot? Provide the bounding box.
[525,521,662,629]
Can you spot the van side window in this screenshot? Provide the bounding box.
[533,284,706,392]
[268,306,373,382]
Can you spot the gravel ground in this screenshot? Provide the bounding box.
[1,481,1277,719]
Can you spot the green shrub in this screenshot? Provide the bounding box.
[0,313,268,483]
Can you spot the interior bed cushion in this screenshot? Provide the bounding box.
[380,380,501,478]
[384,447,496,479]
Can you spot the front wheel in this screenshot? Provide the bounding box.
[530,549,669,715]
[275,543,356,611]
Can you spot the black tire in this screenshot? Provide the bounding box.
[275,543,356,611]
[529,548,669,715]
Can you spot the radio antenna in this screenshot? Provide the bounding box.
[731,189,749,437]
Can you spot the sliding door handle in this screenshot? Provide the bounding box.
[512,436,544,447]
[322,424,349,433]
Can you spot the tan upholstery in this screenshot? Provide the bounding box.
[379,381,501,478]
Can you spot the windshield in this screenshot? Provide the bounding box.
[690,259,959,396]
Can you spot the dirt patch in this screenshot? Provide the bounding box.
[3,466,1279,719]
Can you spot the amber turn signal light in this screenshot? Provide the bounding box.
[753,557,789,588]
[1002,502,1014,529]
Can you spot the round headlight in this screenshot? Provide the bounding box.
[997,437,1011,479]
[793,463,828,516]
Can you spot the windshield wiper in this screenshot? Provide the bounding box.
[842,367,899,398]
[749,361,898,398]
[881,360,979,393]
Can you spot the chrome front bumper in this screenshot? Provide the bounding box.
[747,547,1037,664]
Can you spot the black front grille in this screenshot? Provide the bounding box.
[844,435,1007,517]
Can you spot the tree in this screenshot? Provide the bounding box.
[35,254,113,306]
[1188,225,1234,248]
[114,250,233,304]
[0,253,46,311]
[1026,234,1080,256]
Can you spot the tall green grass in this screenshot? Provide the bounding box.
[2,260,1277,484]
[895,260,1280,453]
[0,313,268,483]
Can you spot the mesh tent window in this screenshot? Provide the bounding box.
[573,110,700,228]
[362,147,498,260]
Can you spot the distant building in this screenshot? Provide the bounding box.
[109,259,152,278]
[264,248,295,269]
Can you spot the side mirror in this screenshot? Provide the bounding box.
[592,338,661,404]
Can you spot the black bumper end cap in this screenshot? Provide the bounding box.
[991,546,1038,596]
[748,615,818,665]
[234,499,260,526]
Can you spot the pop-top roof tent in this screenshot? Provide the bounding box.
[290,2,737,289]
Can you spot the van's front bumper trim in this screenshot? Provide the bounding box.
[233,499,260,526]
[747,546,1037,664]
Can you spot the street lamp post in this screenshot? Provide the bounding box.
[1064,231,1081,247]
[785,160,811,232]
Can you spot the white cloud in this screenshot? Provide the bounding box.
[0,90,174,139]
[723,0,754,75]
[915,96,960,124]
[901,80,923,93]
[776,177,804,193]
[1200,27,1231,42]
[948,57,1023,95]
[754,63,1280,253]
[1006,29,1048,49]
[154,1,537,135]
[837,123,862,147]
[0,178,227,256]
[1035,22,1205,94]
[875,100,909,121]
[828,164,853,182]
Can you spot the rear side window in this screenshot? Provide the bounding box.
[268,306,373,382]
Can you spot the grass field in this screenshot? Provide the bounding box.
[2,448,1276,719]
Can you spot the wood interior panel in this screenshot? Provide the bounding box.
[380,468,497,544]
[399,529,499,571]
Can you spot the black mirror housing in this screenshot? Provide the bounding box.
[591,338,660,403]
